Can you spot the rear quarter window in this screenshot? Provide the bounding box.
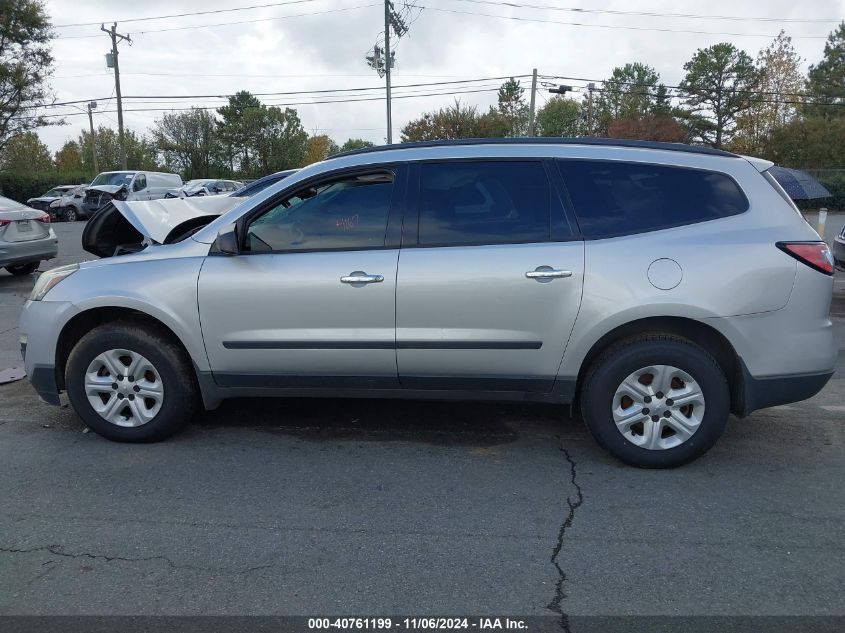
[557,159,748,238]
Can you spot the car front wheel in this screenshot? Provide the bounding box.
[63,207,78,222]
[580,334,730,468]
[65,321,198,442]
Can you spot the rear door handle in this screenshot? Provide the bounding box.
[525,267,573,280]
[340,271,384,284]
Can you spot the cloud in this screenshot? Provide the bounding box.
[38,0,842,154]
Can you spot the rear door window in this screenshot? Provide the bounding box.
[556,160,748,238]
[417,161,552,246]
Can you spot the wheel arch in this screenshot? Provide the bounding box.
[574,316,746,416]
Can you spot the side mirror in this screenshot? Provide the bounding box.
[215,223,240,255]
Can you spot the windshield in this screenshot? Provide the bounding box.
[91,172,135,186]
[42,188,67,197]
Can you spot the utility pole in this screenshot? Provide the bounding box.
[383,0,393,144]
[86,101,99,174]
[528,68,538,137]
[367,1,406,145]
[101,22,131,169]
[586,82,595,136]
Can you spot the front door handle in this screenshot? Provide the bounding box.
[340,271,384,284]
[525,266,573,281]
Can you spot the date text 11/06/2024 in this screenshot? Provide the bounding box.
[308,618,529,630]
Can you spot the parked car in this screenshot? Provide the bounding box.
[27,185,79,220]
[834,223,845,270]
[82,171,183,217]
[48,184,88,222]
[231,170,297,198]
[19,139,836,467]
[0,195,57,276]
[165,179,244,198]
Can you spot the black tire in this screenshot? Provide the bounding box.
[63,207,78,222]
[5,261,39,275]
[580,334,729,468]
[65,320,198,442]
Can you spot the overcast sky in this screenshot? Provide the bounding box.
[38,0,844,153]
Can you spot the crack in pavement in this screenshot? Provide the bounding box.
[546,439,584,633]
[0,545,273,576]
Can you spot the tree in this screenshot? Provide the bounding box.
[0,0,55,153]
[339,138,374,152]
[153,108,221,179]
[496,77,529,136]
[733,31,804,155]
[78,126,159,173]
[304,134,339,165]
[805,22,845,118]
[678,43,758,148]
[606,116,687,142]
[400,100,508,142]
[762,116,845,168]
[536,96,583,137]
[595,63,666,133]
[217,91,263,173]
[0,130,51,171]
[249,106,308,175]
[54,140,84,174]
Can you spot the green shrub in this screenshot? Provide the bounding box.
[0,171,90,204]
[797,175,845,211]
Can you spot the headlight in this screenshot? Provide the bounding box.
[49,199,62,208]
[29,264,79,301]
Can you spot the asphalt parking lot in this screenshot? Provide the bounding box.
[1,221,844,621]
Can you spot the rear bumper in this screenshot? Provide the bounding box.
[0,236,58,268]
[740,363,834,416]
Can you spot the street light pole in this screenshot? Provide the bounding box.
[87,101,99,174]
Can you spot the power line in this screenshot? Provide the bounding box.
[53,3,379,40]
[411,4,830,39]
[53,0,322,28]
[117,75,530,100]
[539,74,845,100]
[439,0,841,24]
[24,85,510,121]
[52,0,841,29]
[31,75,530,109]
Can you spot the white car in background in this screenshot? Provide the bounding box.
[165,179,243,198]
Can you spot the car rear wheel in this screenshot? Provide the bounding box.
[580,334,729,468]
[63,207,78,222]
[65,321,198,442]
[5,262,40,275]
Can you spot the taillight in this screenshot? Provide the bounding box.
[35,212,50,224]
[776,241,834,275]
[0,219,9,226]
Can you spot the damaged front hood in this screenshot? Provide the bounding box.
[88,184,126,195]
[112,196,246,244]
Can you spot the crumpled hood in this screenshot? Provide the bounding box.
[112,196,245,244]
[27,196,61,203]
[87,184,126,195]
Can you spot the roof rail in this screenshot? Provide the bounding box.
[331,137,738,159]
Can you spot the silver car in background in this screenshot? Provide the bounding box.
[0,195,58,275]
[18,139,836,467]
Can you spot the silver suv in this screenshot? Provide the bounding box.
[19,139,837,467]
